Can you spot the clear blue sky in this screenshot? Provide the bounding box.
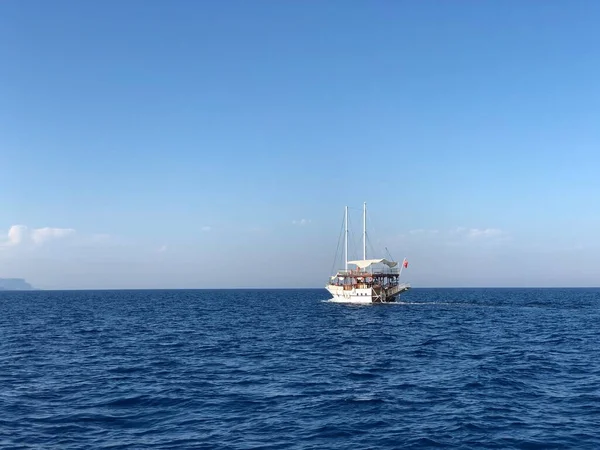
[2,1,600,288]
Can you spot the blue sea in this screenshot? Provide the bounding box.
[1,288,599,449]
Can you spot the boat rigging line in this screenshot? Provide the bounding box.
[329,210,346,277]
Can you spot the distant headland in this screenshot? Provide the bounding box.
[0,278,35,290]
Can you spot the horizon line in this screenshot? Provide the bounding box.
[3,286,600,292]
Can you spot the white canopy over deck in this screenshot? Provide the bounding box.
[346,259,398,269]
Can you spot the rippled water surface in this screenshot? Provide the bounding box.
[1,288,599,449]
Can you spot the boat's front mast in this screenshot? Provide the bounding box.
[344,205,348,272]
[363,202,367,261]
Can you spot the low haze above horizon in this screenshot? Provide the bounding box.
[2,1,600,289]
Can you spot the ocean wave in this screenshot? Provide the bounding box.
[1,288,599,449]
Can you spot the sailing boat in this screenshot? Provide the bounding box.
[326,203,410,303]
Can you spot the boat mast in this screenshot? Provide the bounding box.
[344,206,349,271]
[363,202,367,260]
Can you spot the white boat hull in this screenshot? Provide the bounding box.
[325,284,410,304]
[328,293,378,304]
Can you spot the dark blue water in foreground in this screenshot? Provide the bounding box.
[1,288,599,449]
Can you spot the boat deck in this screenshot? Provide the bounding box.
[335,270,399,278]
[332,281,410,290]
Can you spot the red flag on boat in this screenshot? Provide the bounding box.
[403,259,408,268]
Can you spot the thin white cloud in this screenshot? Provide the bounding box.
[397,227,508,247]
[6,225,28,246]
[450,227,505,239]
[466,228,504,238]
[292,219,311,226]
[1,225,75,247]
[158,245,168,253]
[446,227,508,246]
[31,227,75,244]
[201,226,211,232]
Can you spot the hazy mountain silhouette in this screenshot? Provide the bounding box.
[0,278,34,290]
